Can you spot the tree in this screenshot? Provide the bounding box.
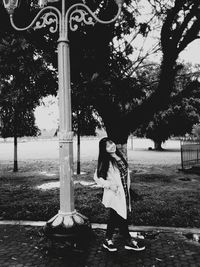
[135,97,200,150]
[72,84,102,174]
[134,64,200,150]
[67,0,156,157]
[0,107,40,171]
[192,123,200,139]
[0,34,57,171]
[88,0,200,156]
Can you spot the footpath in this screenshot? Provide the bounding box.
[0,222,200,267]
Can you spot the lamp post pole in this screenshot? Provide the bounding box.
[57,0,74,218]
[3,0,123,242]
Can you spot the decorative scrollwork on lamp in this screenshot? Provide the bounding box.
[33,11,58,33]
[69,9,95,32]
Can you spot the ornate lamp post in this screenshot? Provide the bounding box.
[3,0,123,242]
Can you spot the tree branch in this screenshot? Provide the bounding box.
[177,14,200,53]
[172,2,199,48]
[161,1,185,53]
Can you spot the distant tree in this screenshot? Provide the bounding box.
[135,99,200,150]
[0,107,40,171]
[134,65,200,150]
[0,34,57,171]
[192,123,200,140]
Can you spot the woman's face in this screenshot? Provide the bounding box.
[106,140,116,154]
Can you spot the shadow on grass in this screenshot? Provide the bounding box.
[1,160,200,228]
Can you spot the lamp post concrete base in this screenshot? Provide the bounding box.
[43,210,92,248]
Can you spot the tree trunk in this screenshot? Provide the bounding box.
[13,110,18,172]
[153,140,163,151]
[130,135,134,150]
[13,134,18,172]
[77,130,81,175]
[117,143,128,160]
[126,55,178,133]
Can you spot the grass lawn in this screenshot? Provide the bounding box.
[0,159,200,228]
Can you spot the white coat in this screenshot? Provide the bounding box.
[94,162,131,219]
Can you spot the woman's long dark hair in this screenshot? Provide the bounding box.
[97,137,127,180]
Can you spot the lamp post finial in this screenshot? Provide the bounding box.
[114,0,124,7]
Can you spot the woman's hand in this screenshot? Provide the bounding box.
[109,184,119,193]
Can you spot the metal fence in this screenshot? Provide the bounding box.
[180,139,200,170]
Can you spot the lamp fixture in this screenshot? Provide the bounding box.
[3,0,19,14]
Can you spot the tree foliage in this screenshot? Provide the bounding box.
[0,34,57,138]
[192,123,200,139]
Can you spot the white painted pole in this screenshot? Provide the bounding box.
[57,38,74,214]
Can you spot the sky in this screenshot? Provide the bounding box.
[179,40,200,64]
[34,95,58,130]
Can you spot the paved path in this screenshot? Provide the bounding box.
[0,223,200,266]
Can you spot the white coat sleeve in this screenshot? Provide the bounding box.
[93,169,111,189]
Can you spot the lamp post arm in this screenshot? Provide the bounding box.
[65,3,122,40]
[10,6,62,34]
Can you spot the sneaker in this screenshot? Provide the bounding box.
[103,239,117,252]
[124,239,145,251]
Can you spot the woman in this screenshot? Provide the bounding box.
[94,137,145,252]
